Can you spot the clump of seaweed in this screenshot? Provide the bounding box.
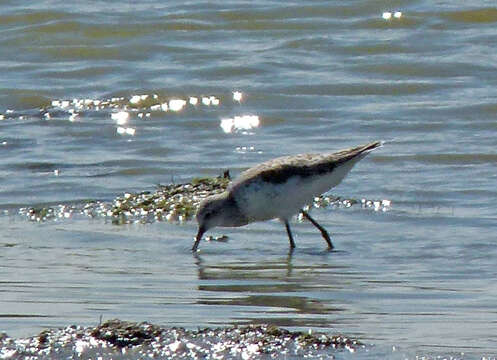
[90,319,163,347]
[109,172,231,224]
[0,319,365,359]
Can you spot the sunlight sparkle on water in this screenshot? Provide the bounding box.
[235,145,256,153]
[210,96,220,106]
[220,115,260,133]
[116,126,135,136]
[44,91,243,119]
[3,90,248,134]
[169,99,186,112]
[111,111,130,125]
[130,94,148,104]
[68,110,79,122]
[382,11,402,20]
[233,91,243,102]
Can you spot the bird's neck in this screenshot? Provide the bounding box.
[221,195,249,227]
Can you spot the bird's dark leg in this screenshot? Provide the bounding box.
[300,210,334,250]
[192,226,206,252]
[283,220,296,249]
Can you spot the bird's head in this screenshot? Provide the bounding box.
[195,192,230,237]
[193,192,248,251]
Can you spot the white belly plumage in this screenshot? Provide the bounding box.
[232,162,354,221]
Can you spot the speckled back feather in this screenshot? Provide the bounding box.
[231,141,382,189]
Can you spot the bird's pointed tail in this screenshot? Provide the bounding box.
[334,140,383,163]
[354,140,384,154]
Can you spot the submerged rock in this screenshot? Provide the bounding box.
[0,319,364,359]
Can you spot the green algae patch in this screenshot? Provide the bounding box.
[15,173,231,224]
[90,319,163,348]
[110,173,231,224]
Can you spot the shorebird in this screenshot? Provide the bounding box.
[193,141,382,252]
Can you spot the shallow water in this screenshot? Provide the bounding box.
[1,1,497,359]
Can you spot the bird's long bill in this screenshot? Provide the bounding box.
[192,226,206,252]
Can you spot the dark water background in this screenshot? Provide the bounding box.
[1,1,497,358]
